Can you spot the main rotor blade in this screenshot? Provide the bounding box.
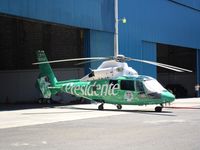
[155,62,192,72]
[127,58,192,72]
[75,59,109,65]
[32,57,109,65]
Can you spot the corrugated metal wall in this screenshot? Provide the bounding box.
[119,0,200,77]
[170,0,200,10]
[83,29,114,73]
[0,0,115,103]
[0,0,114,32]
[89,30,114,68]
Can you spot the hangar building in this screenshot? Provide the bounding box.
[0,0,199,103]
[119,0,200,98]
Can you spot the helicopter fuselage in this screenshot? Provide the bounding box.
[47,75,175,106]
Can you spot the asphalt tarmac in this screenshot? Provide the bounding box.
[0,98,200,150]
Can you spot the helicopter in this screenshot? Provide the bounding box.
[33,50,192,112]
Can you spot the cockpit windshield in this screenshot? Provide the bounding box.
[143,79,166,93]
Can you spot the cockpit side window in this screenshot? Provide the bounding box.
[136,81,145,93]
[120,80,135,91]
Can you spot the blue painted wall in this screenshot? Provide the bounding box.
[171,0,200,11]
[89,30,114,69]
[83,29,114,74]
[119,0,200,77]
[0,0,114,32]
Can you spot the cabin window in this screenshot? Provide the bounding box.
[109,80,119,89]
[120,80,135,91]
[136,81,145,93]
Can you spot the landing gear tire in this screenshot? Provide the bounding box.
[116,104,122,110]
[47,99,52,104]
[98,103,104,110]
[155,106,162,112]
[38,98,43,104]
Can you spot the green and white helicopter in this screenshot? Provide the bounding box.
[33,50,192,112]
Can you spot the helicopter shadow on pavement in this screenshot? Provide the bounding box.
[66,106,176,117]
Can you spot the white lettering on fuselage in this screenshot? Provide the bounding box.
[63,82,120,97]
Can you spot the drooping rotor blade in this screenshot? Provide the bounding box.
[75,59,110,66]
[127,58,192,72]
[155,62,193,73]
[32,57,109,65]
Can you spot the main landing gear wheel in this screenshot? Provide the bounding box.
[155,106,163,112]
[98,103,104,110]
[116,104,122,110]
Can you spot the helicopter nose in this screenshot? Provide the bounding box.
[161,91,175,103]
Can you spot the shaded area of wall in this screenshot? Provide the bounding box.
[0,15,86,103]
[0,68,84,103]
[0,14,84,70]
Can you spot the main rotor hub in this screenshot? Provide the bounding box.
[115,55,126,62]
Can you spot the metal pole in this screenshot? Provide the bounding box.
[114,0,119,57]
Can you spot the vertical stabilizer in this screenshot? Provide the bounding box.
[37,50,57,86]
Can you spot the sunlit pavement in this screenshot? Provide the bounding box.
[166,98,200,108]
[0,98,200,129]
[0,98,200,150]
